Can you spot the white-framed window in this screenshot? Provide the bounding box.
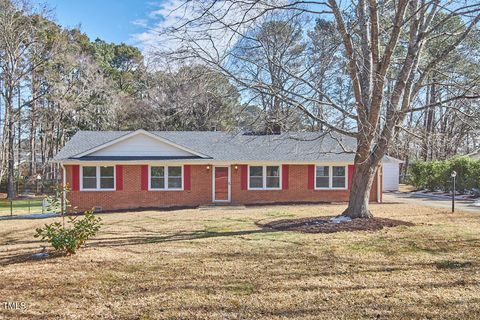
[315,166,330,189]
[81,165,116,191]
[315,165,347,190]
[249,166,263,189]
[149,165,183,190]
[248,165,281,190]
[332,166,346,188]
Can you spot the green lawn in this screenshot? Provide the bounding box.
[1,202,479,319]
[0,198,43,215]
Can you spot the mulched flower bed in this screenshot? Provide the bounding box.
[262,216,414,234]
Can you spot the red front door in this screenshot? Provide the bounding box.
[214,167,229,202]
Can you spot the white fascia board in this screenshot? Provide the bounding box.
[55,159,354,166]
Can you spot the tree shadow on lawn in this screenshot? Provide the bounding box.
[1,219,474,267]
[0,250,66,266]
[88,228,270,248]
[0,228,272,266]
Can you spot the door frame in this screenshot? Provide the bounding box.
[212,165,231,203]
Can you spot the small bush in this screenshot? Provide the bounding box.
[45,184,75,214]
[409,156,480,192]
[35,210,102,254]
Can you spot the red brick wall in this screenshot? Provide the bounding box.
[65,165,212,212]
[64,164,380,212]
[230,165,379,205]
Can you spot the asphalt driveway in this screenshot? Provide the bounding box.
[384,192,480,213]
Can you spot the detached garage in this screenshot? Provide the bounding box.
[382,156,403,191]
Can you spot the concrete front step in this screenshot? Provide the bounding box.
[198,204,246,210]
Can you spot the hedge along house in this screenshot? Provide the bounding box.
[53,129,383,212]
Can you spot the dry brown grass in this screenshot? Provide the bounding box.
[1,202,479,319]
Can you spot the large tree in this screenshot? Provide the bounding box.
[117,65,241,131]
[232,17,308,132]
[0,0,55,198]
[162,0,480,218]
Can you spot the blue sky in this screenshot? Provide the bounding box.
[38,0,166,46]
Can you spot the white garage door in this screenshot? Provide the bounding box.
[383,163,400,191]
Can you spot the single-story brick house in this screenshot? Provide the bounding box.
[53,129,383,212]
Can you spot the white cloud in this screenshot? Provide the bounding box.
[130,0,191,56]
[130,0,282,66]
[131,19,148,28]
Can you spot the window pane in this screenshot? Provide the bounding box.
[168,166,182,177]
[83,166,96,177]
[168,177,182,189]
[266,177,279,188]
[83,177,97,189]
[316,177,329,188]
[151,177,165,189]
[316,166,329,177]
[100,177,114,189]
[249,177,263,188]
[151,166,164,177]
[250,166,263,177]
[100,166,114,177]
[332,177,345,188]
[266,166,279,177]
[332,166,345,177]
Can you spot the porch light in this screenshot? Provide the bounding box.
[206,165,211,170]
[234,165,238,170]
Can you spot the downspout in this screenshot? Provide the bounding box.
[61,163,66,214]
[377,165,382,203]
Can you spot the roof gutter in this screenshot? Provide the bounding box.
[53,159,356,166]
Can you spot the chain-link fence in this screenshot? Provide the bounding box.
[0,179,59,216]
[0,179,58,196]
[0,197,47,216]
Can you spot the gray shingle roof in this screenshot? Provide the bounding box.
[54,130,357,162]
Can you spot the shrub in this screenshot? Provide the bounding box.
[45,184,75,214]
[35,210,102,254]
[409,156,480,193]
[447,156,476,192]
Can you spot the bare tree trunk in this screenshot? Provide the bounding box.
[0,78,4,182]
[6,105,15,199]
[16,86,21,195]
[29,71,37,177]
[342,157,378,218]
[2,77,16,199]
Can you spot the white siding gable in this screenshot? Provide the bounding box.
[89,133,196,157]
